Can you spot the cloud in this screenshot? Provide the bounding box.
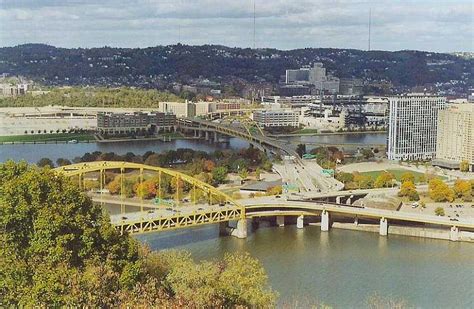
[0,0,472,52]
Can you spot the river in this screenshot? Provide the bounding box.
[0,138,250,163]
[137,224,474,308]
[0,133,387,163]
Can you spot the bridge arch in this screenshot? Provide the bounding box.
[54,161,244,215]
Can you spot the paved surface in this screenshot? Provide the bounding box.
[400,201,474,222]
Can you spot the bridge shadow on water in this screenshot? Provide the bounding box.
[134,224,222,251]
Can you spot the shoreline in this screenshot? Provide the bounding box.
[320,222,474,243]
[268,130,387,137]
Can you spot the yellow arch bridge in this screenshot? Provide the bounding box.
[54,161,474,241]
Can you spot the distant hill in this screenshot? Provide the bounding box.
[0,43,472,93]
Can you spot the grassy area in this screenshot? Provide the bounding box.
[291,128,319,134]
[360,169,445,183]
[0,133,95,143]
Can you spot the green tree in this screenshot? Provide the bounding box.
[0,161,139,306]
[238,168,249,183]
[434,207,445,216]
[255,167,262,181]
[37,157,54,168]
[336,172,354,184]
[212,166,228,185]
[361,148,375,160]
[0,161,278,307]
[56,158,72,166]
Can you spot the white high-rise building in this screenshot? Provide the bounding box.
[387,94,446,161]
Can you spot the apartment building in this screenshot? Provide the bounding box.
[387,94,446,161]
[433,104,474,171]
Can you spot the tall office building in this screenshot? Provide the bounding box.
[285,63,339,93]
[433,104,474,171]
[387,94,446,161]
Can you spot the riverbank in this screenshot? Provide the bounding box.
[268,130,387,137]
[0,133,95,144]
[96,132,188,143]
[328,222,474,242]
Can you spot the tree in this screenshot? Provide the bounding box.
[434,207,445,216]
[238,168,249,184]
[453,179,472,201]
[429,178,455,202]
[211,166,228,185]
[398,181,419,201]
[266,185,282,196]
[0,161,139,306]
[353,172,373,189]
[1,161,277,307]
[202,160,215,172]
[56,158,72,167]
[460,160,470,172]
[296,144,306,158]
[400,172,415,184]
[336,172,354,184]
[255,167,262,181]
[37,157,54,168]
[361,148,374,160]
[374,172,394,188]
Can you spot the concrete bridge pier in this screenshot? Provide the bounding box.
[379,218,388,236]
[213,132,218,143]
[296,215,304,229]
[336,196,341,204]
[219,221,230,236]
[321,210,330,231]
[205,131,210,141]
[276,215,285,227]
[231,219,248,239]
[450,226,459,241]
[346,195,353,205]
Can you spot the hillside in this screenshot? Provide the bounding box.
[0,44,472,94]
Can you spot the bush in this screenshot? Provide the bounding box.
[434,207,445,216]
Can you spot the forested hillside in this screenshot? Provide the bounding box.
[0,44,471,93]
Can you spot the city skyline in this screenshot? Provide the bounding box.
[0,0,473,52]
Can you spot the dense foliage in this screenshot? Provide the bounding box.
[0,161,277,306]
[0,87,182,108]
[1,44,472,92]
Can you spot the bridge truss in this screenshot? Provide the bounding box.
[54,161,244,234]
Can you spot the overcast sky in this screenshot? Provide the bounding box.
[0,0,472,52]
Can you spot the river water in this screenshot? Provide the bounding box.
[137,224,474,308]
[0,138,250,163]
[2,132,472,307]
[0,133,387,163]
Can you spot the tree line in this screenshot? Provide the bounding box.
[0,87,183,108]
